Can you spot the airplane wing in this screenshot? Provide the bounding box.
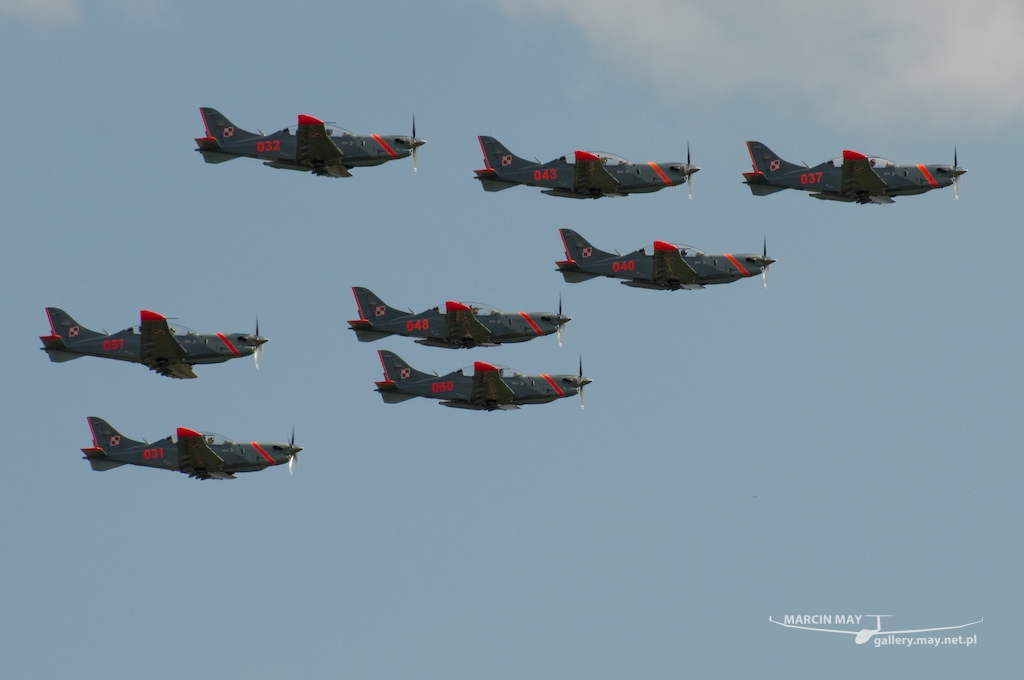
[573,151,619,194]
[140,311,194,378]
[651,243,698,285]
[886,619,984,635]
[296,114,345,168]
[470,364,516,406]
[840,150,887,195]
[176,428,226,477]
[445,303,491,344]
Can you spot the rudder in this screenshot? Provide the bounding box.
[559,229,613,262]
[352,287,404,323]
[198,107,259,143]
[477,136,532,172]
[745,141,802,176]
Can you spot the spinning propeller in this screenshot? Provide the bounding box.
[288,426,298,475]
[687,143,693,199]
[254,317,262,368]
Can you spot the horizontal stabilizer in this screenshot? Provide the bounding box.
[353,328,390,342]
[559,270,599,284]
[199,150,237,164]
[478,177,516,192]
[87,457,126,471]
[44,349,83,363]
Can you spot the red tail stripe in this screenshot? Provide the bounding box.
[724,253,750,277]
[377,351,390,380]
[541,374,565,397]
[519,312,543,336]
[478,136,493,170]
[352,288,368,321]
[252,442,275,465]
[216,333,240,356]
[372,134,399,158]
[648,162,673,186]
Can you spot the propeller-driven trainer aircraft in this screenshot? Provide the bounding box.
[474,136,699,198]
[743,141,966,204]
[195,108,425,177]
[556,229,774,290]
[348,287,571,348]
[81,417,301,480]
[40,308,266,378]
[374,351,591,410]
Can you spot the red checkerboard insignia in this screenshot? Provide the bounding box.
[769,159,780,171]
[109,435,120,446]
[69,326,79,337]
[400,368,411,379]
[581,247,593,258]
[223,127,234,138]
[501,154,512,167]
[375,305,386,317]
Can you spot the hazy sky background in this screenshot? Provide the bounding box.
[1,2,1021,678]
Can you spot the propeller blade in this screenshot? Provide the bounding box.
[558,325,564,348]
[579,356,585,410]
[254,344,262,369]
[953,145,959,200]
[412,116,418,172]
[290,426,295,448]
[289,452,296,475]
[557,294,564,347]
[687,143,693,199]
[762,236,769,289]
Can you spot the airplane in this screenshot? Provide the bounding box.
[348,287,572,348]
[555,229,774,290]
[374,350,591,410]
[769,614,983,645]
[743,141,966,204]
[194,108,425,177]
[474,136,699,198]
[81,417,301,480]
[40,308,266,379]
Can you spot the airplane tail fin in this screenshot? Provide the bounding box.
[558,229,614,262]
[477,136,532,173]
[83,417,140,470]
[42,307,102,346]
[351,287,405,322]
[745,141,802,177]
[375,351,430,403]
[198,107,259,144]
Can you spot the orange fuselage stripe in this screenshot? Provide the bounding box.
[372,134,399,158]
[519,312,543,335]
[647,162,673,185]
[917,164,938,187]
[216,333,240,356]
[252,442,275,465]
[541,374,565,397]
[724,253,750,277]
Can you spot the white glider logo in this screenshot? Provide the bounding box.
[769,614,983,645]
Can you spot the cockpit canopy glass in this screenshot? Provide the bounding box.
[557,151,630,165]
[636,243,705,257]
[829,155,894,168]
[284,124,350,137]
[126,322,196,336]
[458,364,523,377]
[198,432,233,446]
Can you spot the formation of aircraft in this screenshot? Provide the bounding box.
[40,308,266,379]
[374,350,591,411]
[743,141,966,204]
[195,108,425,177]
[348,287,571,348]
[47,118,964,475]
[474,136,699,198]
[555,229,774,290]
[82,417,300,480]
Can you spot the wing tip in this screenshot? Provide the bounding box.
[653,240,676,252]
[298,114,323,126]
[446,301,471,312]
[177,427,202,439]
[474,361,500,373]
[141,309,165,322]
[843,149,868,161]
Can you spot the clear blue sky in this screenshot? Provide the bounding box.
[1,2,1020,677]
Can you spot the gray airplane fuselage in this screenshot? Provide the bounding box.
[214,128,416,168]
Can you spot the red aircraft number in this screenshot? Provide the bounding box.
[405,319,429,332]
[611,260,636,272]
[799,172,824,185]
[533,168,557,181]
[430,381,456,394]
[102,339,125,351]
[255,140,281,153]
[142,448,164,460]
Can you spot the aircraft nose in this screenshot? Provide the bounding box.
[255,336,269,346]
[579,376,592,387]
